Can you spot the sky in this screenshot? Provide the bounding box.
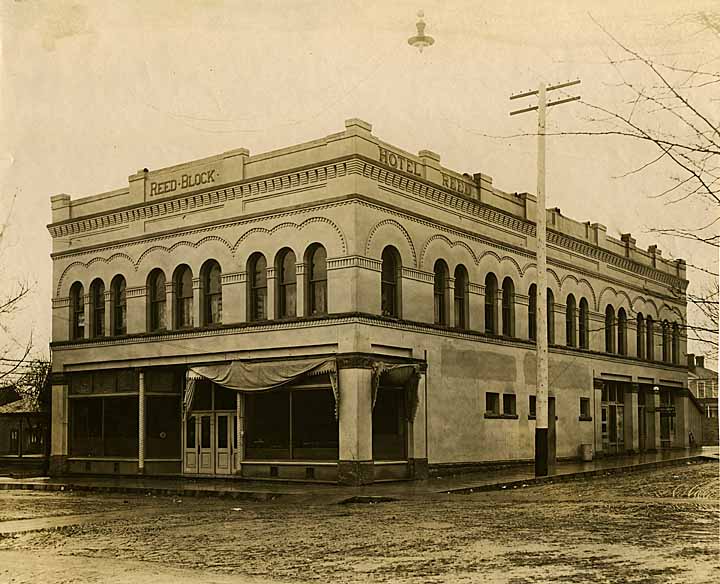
[0,0,717,365]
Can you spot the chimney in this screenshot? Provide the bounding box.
[686,353,695,369]
[696,356,705,369]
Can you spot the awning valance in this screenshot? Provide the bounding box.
[371,362,423,422]
[184,357,339,419]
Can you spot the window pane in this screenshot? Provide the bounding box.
[292,389,338,460]
[104,397,139,457]
[245,389,290,459]
[372,386,406,460]
[217,415,228,449]
[146,396,180,458]
[70,398,103,456]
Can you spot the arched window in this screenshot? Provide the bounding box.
[434,260,449,325]
[111,275,127,336]
[565,294,576,347]
[306,244,327,316]
[502,277,515,336]
[636,313,645,359]
[174,265,193,329]
[671,323,680,364]
[454,265,469,329]
[605,305,616,353]
[484,273,498,334]
[617,308,627,356]
[248,253,267,321]
[276,248,297,319]
[381,246,401,317]
[546,288,555,344]
[201,260,222,326]
[646,316,655,360]
[579,298,589,349]
[70,282,85,340]
[662,320,670,362]
[90,279,105,338]
[528,284,537,341]
[147,269,166,332]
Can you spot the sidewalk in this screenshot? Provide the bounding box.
[0,448,716,502]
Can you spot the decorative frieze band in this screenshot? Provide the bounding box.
[52,297,70,309]
[221,271,246,285]
[126,286,147,299]
[402,266,434,284]
[327,255,382,272]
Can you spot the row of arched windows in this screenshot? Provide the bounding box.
[67,243,683,366]
[69,245,328,340]
[381,246,683,364]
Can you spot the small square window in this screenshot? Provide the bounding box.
[580,397,591,420]
[485,392,500,415]
[529,395,536,418]
[503,394,517,416]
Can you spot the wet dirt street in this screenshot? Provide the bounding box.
[0,461,717,584]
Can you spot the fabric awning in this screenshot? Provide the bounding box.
[184,357,338,419]
[371,362,423,422]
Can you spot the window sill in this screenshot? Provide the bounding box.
[484,412,518,419]
[579,416,593,422]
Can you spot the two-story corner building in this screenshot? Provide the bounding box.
[47,118,702,485]
[687,354,719,445]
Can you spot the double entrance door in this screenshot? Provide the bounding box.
[183,412,237,475]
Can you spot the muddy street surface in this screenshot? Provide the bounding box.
[0,461,718,583]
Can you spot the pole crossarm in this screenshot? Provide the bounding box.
[509,79,581,100]
[510,95,581,116]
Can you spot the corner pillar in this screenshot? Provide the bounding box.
[50,379,69,475]
[338,367,373,485]
[624,383,639,453]
[138,369,145,474]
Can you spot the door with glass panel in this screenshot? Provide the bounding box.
[215,413,234,475]
[184,414,214,474]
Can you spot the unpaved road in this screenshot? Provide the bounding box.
[0,461,717,583]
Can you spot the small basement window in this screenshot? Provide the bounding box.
[485,392,500,416]
[503,394,517,417]
[580,397,592,421]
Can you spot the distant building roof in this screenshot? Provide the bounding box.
[0,396,45,415]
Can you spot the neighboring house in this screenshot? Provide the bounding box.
[687,354,719,446]
[48,119,701,485]
[0,393,50,474]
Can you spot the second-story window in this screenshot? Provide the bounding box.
[148,269,166,332]
[636,313,645,359]
[70,282,85,340]
[646,316,655,360]
[307,244,327,316]
[484,273,498,334]
[381,246,401,317]
[434,259,449,325]
[578,298,589,349]
[174,265,193,328]
[202,260,222,326]
[276,248,297,319]
[528,284,537,341]
[454,265,468,329]
[662,320,670,362]
[565,294,576,347]
[605,305,616,353]
[502,277,515,337]
[546,288,555,344]
[90,279,105,338]
[671,323,680,364]
[248,253,267,321]
[111,275,127,336]
[618,308,627,356]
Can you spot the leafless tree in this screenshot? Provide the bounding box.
[0,193,35,383]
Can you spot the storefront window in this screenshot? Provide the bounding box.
[372,386,407,461]
[146,396,180,458]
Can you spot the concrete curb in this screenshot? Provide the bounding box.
[440,455,716,494]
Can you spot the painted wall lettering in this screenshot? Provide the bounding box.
[150,169,217,196]
[442,173,473,197]
[378,147,422,177]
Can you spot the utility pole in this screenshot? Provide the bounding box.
[510,80,581,476]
